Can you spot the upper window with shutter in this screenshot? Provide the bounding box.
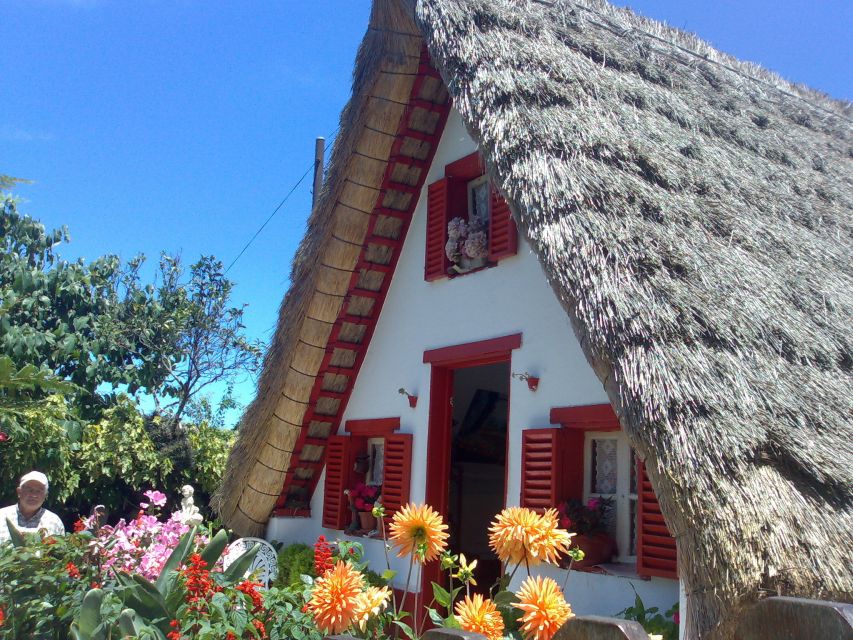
[424,151,518,281]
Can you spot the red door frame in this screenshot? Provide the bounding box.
[421,333,522,595]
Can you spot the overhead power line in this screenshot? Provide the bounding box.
[224,128,338,274]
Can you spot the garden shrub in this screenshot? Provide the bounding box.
[274,542,316,589]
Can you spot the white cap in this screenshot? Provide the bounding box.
[19,471,49,491]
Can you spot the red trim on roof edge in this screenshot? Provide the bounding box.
[272,48,451,517]
[422,333,522,366]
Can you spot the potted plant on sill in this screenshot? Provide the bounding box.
[556,497,616,568]
[348,482,381,532]
[446,216,489,273]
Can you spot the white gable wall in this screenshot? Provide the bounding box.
[268,109,678,617]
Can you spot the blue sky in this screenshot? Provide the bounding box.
[3,0,851,425]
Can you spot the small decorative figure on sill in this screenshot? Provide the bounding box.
[446,216,489,273]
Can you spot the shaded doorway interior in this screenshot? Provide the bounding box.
[447,361,510,593]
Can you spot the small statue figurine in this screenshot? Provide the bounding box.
[179,484,204,527]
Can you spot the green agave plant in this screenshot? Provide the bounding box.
[68,527,259,640]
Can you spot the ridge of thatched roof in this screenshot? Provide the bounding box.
[216,1,852,636]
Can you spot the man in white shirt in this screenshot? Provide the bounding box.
[0,471,65,544]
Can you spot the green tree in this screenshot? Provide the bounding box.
[147,255,263,427]
[0,197,179,417]
[0,191,257,520]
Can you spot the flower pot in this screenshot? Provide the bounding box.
[358,511,376,531]
[526,376,540,391]
[407,394,418,408]
[567,533,615,568]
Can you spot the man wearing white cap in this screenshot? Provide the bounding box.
[0,471,65,544]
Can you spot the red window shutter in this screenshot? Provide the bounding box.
[488,185,518,261]
[425,178,450,281]
[382,433,413,526]
[520,428,564,511]
[637,459,678,579]
[322,436,352,530]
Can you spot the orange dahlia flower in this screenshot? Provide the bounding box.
[489,507,572,567]
[307,560,365,634]
[388,503,449,562]
[455,593,505,640]
[514,575,573,640]
[528,508,573,565]
[488,506,543,566]
[352,585,392,631]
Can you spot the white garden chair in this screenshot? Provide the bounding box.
[222,537,279,588]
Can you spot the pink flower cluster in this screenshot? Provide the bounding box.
[91,490,203,581]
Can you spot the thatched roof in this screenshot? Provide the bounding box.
[216,0,853,636]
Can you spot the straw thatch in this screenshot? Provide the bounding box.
[216,1,852,637]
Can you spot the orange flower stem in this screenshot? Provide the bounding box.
[398,555,414,620]
[561,558,574,592]
[378,513,398,613]
[413,561,422,637]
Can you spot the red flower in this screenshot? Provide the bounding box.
[66,562,81,579]
[252,618,267,639]
[166,631,181,640]
[73,518,86,533]
[0,606,5,627]
[225,633,237,640]
[0,432,8,442]
[170,620,179,628]
[90,581,101,589]
[236,580,264,613]
[178,554,215,612]
[44,536,57,545]
[314,535,334,576]
[673,611,680,625]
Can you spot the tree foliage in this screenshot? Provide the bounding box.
[0,190,259,521]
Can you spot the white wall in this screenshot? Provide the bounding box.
[267,109,678,616]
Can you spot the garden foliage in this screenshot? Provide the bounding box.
[0,191,254,519]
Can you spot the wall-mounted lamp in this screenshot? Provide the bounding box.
[512,371,540,392]
[398,387,418,408]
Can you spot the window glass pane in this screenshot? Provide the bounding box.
[470,180,490,225]
[629,498,638,557]
[591,438,617,494]
[630,449,638,495]
[368,441,384,486]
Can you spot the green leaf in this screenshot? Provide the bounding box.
[5,517,26,547]
[431,581,451,608]
[199,528,229,567]
[428,607,445,627]
[155,526,196,594]
[392,620,418,640]
[76,588,105,637]
[493,589,517,608]
[222,542,260,582]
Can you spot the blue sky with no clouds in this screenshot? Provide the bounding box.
[2,0,851,425]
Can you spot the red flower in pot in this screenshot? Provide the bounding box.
[557,497,616,568]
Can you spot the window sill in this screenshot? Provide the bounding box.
[569,562,649,581]
[343,529,383,540]
[446,260,496,279]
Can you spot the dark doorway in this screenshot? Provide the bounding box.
[447,361,510,593]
